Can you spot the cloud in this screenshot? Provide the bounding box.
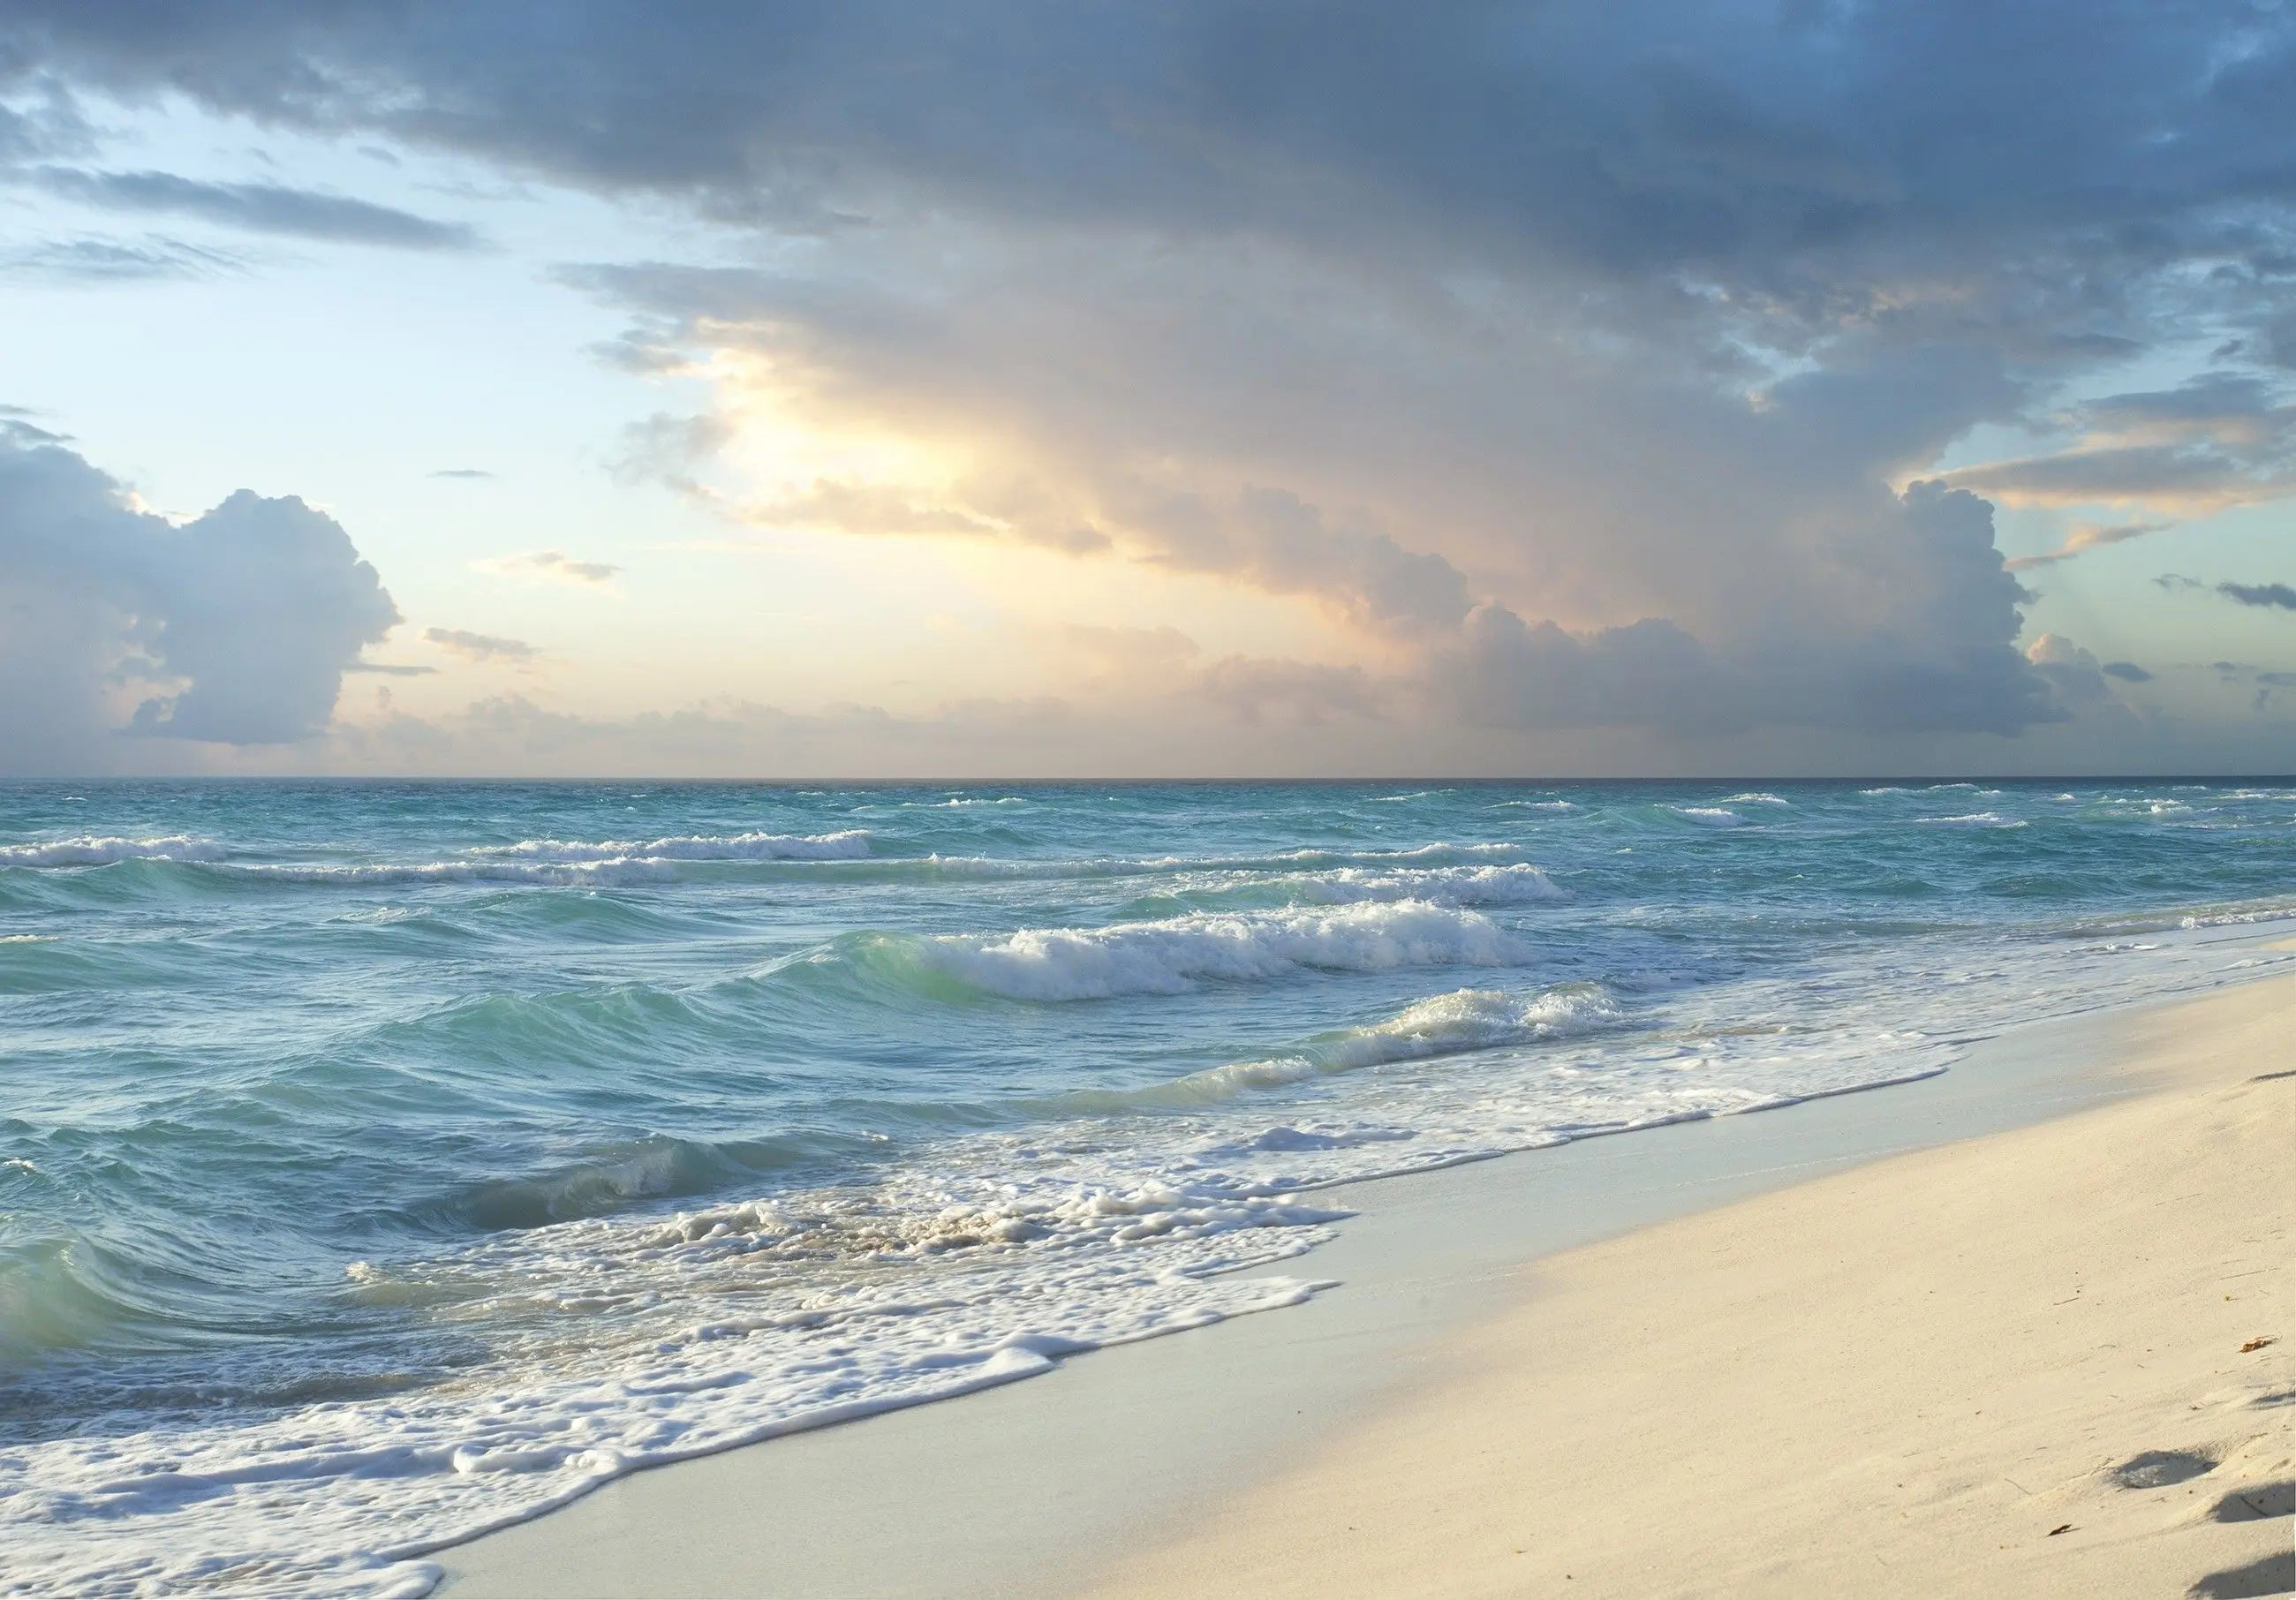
[427,467,495,479]
[2020,632,2119,712]
[473,549,621,586]
[16,3,2296,758]
[2101,660,2154,683]
[1946,374,2296,515]
[562,253,2064,736]
[0,425,398,770]
[334,691,1089,778]
[2218,581,2296,612]
[0,234,244,283]
[21,4,2296,301]
[2003,519,2170,571]
[1190,656,1384,727]
[424,626,536,662]
[1046,623,1200,684]
[25,167,480,250]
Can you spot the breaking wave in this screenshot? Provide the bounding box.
[873,900,1529,1001]
[0,834,223,867]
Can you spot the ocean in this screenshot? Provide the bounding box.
[4,778,2294,1596]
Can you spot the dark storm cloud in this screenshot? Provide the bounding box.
[11,1,2296,302]
[2101,661,2154,683]
[26,166,480,249]
[2218,581,2296,611]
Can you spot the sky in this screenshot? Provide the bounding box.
[4,1,2296,778]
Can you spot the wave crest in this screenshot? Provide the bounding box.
[880,900,1529,1001]
[468,830,872,864]
[0,835,223,868]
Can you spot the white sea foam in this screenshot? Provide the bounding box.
[12,906,2266,1598]
[2092,796,2194,818]
[898,842,1536,884]
[0,834,223,867]
[1916,812,2026,828]
[8,1173,1337,1599]
[221,857,689,887]
[1495,798,1579,811]
[469,830,873,863]
[1318,984,1620,1065]
[1670,805,1742,827]
[1720,792,1791,805]
[2179,902,2296,929]
[1092,985,1623,1108]
[0,961,1982,1600]
[1236,862,1566,906]
[902,900,1528,1000]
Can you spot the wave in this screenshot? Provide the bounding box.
[422,1132,880,1234]
[1211,862,1565,907]
[896,797,1029,809]
[466,830,872,863]
[215,857,689,887]
[1720,792,1791,806]
[2179,902,2296,930]
[837,842,1535,885]
[1916,812,2027,828]
[1669,805,1742,827]
[0,834,223,868]
[1216,985,1624,1101]
[1044,985,1623,1113]
[873,899,1529,1001]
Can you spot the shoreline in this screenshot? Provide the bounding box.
[435,947,2295,1598]
[1084,970,2296,1599]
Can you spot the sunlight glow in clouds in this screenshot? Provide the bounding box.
[4,3,2296,774]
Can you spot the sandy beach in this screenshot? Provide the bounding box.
[1084,973,2296,1600]
[441,968,2294,1599]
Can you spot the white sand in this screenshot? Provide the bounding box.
[1081,976,2296,1599]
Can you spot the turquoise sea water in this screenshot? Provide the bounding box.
[5,778,2295,1595]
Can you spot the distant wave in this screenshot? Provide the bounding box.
[1205,862,1566,907]
[878,899,1529,1001]
[1720,792,1791,806]
[853,842,1535,885]
[895,796,1030,809]
[217,857,689,887]
[467,830,872,863]
[1916,812,2027,829]
[0,834,223,868]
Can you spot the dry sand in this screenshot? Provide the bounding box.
[1080,976,2296,1600]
